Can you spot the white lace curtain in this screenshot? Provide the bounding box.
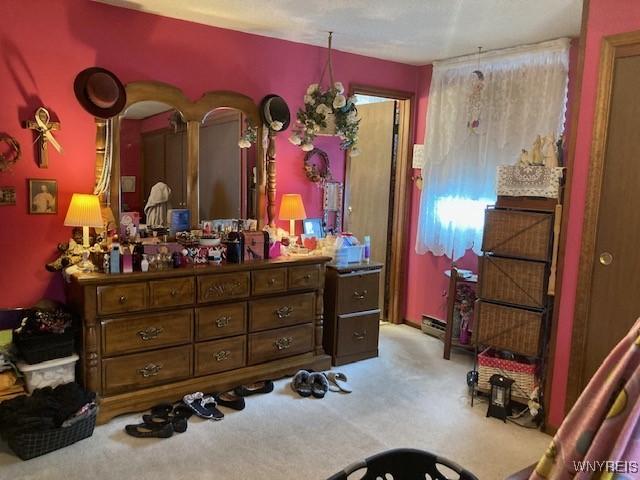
[415,38,570,259]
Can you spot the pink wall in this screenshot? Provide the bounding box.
[547,0,640,428]
[0,0,421,307]
[119,119,143,213]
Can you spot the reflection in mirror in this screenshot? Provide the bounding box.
[199,108,256,222]
[119,101,187,226]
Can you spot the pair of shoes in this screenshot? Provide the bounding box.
[323,372,352,393]
[214,390,246,410]
[124,402,193,438]
[183,392,224,420]
[290,370,329,398]
[234,380,274,397]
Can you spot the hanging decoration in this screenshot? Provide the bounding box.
[0,134,21,172]
[289,32,360,155]
[466,47,485,134]
[303,148,332,183]
[23,107,62,168]
[238,119,258,149]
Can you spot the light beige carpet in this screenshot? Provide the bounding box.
[0,324,550,479]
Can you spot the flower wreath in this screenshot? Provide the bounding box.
[0,134,21,172]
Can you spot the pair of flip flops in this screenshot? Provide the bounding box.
[291,370,330,398]
[125,402,193,438]
[183,392,224,420]
[323,372,352,393]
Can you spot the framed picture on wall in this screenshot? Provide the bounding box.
[121,176,136,193]
[0,186,16,206]
[28,179,57,214]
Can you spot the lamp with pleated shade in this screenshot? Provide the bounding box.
[64,194,104,248]
[279,193,307,236]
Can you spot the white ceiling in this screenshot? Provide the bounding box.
[94,0,582,65]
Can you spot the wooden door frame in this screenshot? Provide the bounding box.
[345,84,414,325]
[564,30,640,412]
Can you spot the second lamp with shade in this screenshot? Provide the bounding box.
[64,193,104,272]
[279,194,307,236]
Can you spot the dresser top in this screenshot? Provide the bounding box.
[70,256,331,286]
[327,261,384,274]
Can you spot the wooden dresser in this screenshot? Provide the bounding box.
[323,262,382,366]
[66,257,331,423]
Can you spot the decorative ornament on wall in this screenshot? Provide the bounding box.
[289,32,360,155]
[0,186,16,206]
[23,107,62,168]
[238,119,258,149]
[0,134,21,172]
[303,148,332,183]
[466,47,485,135]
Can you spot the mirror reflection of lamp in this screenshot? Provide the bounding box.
[64,194,104,271]
[279,194,307,236]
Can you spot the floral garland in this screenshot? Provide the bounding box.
[238,119,258,149]
[289,82,360,156]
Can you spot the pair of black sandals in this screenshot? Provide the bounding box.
[125,380,274,438]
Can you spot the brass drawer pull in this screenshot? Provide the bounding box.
[268,277,277,285]
[137,326,164,341]
[215,350,231,362]
[119,295,127,304]
[274,336,293,350]
[353,289,368,300]
[138,363,162,378]
[170,289,178,297]
[275,305,293,319]
[215,315,231,328]
[207,280,241,297]
[353,330,367,341]
[303,274,312,280]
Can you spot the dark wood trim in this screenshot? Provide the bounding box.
[346,84,415,326]
[543,0,591,426]
[564,29,640,412]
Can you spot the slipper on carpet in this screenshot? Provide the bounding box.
[290,370,312,397]
[125,422,173,438]
[234,380,274,397]
[214,390,246,410]
[308,372,329,399]
[323,371,352,393]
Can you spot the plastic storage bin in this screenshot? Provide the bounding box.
[17,354,79,393]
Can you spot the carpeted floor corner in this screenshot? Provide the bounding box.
[0,324,550,479]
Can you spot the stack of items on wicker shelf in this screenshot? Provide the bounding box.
[12,302,79,393]
[0,382,97,460]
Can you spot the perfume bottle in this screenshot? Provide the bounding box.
[363,236,371,264]
[122,246,133,273]
[141,254,149,272]
[110,243,121,274]
[133,242,144,271]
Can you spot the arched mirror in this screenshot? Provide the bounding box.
[98,82,269,229]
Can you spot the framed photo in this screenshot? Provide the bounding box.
[28,179,57,214]
[0,186,16,206]
[121,175,136,193]
[303,217,325,238]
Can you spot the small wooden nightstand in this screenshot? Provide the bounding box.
[323,262,383,366]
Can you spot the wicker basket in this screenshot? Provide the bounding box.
[482,208,553,261]
[475,301,542,356]
[8,408,97,460]
[477,349,537,401]
[478,255,547,309]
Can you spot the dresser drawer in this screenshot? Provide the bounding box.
[336,271,379,314]
[252,268,288,295]
[149,277,195,309]
[475,301,542,356]
[288,265,321,290]
[482,209,553,261]
[194,336,246,376]
[478,256,547,308]
[249,293,315,332]
[198,272,250,303]
[248,323,314,365]
[196,303,247,341]
[101,309,193,356]
[102,345,192,395]
[337,310,380,358]
[97,283,148,316]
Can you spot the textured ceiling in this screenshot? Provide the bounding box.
[93,0,582,65]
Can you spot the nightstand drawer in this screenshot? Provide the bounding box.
[195,336,246,376]
[101,309,193,356]
[97,283,148,316]
[196,302,247,341]
[249,293,315,332]
[337,310,380,358]
[248,323,314,365]
[198,272,250,303]
[252,268,288,295]
[102,345,192,395]
[149,277,195,309]
[336,271,379,314]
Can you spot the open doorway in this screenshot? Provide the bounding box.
[344,86,413,324]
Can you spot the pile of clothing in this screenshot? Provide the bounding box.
[0,382,95,439]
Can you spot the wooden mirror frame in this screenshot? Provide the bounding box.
[94,81,271,227]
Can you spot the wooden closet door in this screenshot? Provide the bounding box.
[165,130,186,208]
[142,131,165,207]
[580,54,640,389]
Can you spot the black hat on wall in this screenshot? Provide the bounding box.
[74,67,126,119]
[260,94,290,131]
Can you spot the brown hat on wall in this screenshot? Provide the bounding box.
[74,67,126,119]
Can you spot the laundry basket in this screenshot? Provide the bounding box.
[326,448,478,480]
